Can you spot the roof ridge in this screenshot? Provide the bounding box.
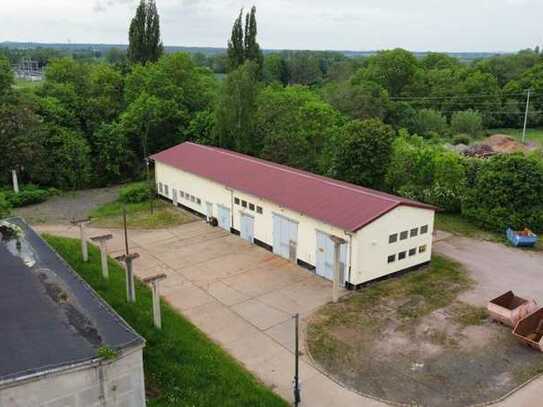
[186,142,400,204]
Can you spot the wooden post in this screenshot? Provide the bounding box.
[143,274,167,329]
[11,169,19,194]
[71,218,91,262]
[90,234,113,279]
[115,253,140,303]
[330,236,346,303]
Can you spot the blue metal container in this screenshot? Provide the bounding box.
[507,228,538,247]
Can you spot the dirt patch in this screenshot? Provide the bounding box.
[307,256,543,407]
[14,186,121,225]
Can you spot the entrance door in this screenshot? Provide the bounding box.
[273,214,298,261]
[206,202,213,221]
[240,213,255,243]
[217,205,231,231]
[316,231,348,283]
[172,188,178,206]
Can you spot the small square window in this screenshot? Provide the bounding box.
[419,245,427,254]
[234,197,240,205]
[400,231,408,240]
[164,185,169,196]
[389,233,398,244]
[409,248,416,256]
[158,182,163,193]
[387,254,396,264]
[249,203,255,211]
[420,225,429,234]
[180,191,184,198]
[241,200,247,208]
[190,195,195,202]
[410,228,418,237]
[196,198,201,205]
[398,251,406,260]
[256,206,263,214]
[185,193,190,200]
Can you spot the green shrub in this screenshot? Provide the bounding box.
[4,185,50,208]
[451,110,483,137]
[119,182,153,204]
[462,154,543,232]
[413,109,449,138]
[452,134,471,145]
[0,193,11,219]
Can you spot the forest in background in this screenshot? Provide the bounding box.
[2,1,543,234]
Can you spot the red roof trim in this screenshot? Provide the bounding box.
[151,142,436,232]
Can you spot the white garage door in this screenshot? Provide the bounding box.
[240,213,255,243]
[316,231,348,283]
[217,205,231,231]
[273,213,298,262]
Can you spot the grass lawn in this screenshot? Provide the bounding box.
[489,128,543,145]
[90,199,195,229]
[44,235,288,407]
[435,213,543,251]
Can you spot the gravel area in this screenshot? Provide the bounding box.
[14,186,121,225]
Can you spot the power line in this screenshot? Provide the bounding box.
[389,91,534,101]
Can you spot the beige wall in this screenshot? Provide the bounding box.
[0,348,145,407]
[155,162,435,286]
[351,205,435,285]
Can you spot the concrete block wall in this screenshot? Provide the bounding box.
[0,348,146,407]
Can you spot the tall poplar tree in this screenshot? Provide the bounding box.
[226,6,263,74]
[128,0,163,65]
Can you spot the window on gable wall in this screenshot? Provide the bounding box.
[164,185,169,196]
[410,228,418,237]
[398,251,406,260]
[257,206,263,214]
[242,200,247,208]
[387,254,396,264]
[234,197,240,205]
[389,233,398,243]
[409,248,416,256]
[420,225,429,234]
[249,203,255,211]
[158,183,163,193]
[400,231,408,240]
[419,245,427,253]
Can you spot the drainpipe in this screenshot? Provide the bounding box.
[344,231,353,287]
[226,187,234,230]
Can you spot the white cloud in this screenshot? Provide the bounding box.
[1,0,542,51]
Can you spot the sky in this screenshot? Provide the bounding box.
[1,0,542,52]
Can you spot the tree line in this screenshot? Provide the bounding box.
[1,1,543,231]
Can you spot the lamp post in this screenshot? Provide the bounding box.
[90,234,113,279]
[143,274,167,329]
[115,253,140,303]
[71,218,91,262]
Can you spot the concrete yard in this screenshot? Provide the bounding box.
[35,220,387,407]
[35,220,543,407]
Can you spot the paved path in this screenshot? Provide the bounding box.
[36,222,542,407]
[36,222,386,407]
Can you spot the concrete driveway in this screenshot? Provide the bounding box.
[36,221,386,407]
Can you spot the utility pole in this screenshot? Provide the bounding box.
[293,313,301,406]
[71,218,91,262]
[115,253,139,303]
[90,234,113,279]
[522,89,532,144]
[123,206,129,255]
[143,273,167,329]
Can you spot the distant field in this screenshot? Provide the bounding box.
[489,128,543,145]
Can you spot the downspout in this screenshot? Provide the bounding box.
[344,231,353,287]
[227,187,234,230]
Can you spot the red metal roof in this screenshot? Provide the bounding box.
[151,142,435,232]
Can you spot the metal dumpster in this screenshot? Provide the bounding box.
[487,291,538,327]
[506,228,538,248]
[513,308,543,352]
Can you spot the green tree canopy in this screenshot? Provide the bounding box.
[331,119,396,189]
[227,6,263,75]
[361,49,418,96]
[128,0,163,65]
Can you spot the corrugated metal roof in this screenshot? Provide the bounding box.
[151,142,435,232]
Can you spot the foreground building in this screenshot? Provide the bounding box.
[0,218,146,407]
[152,142,436,288]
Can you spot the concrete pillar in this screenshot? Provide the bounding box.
[12,169,19,194]
[71,219,90,262]
[116,253,139,303]
[90,234,113,279]
[143,274,167,329]
[330,236,346,303]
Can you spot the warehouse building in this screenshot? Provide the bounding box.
[152,142,436,288]
[0,218,146,407]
